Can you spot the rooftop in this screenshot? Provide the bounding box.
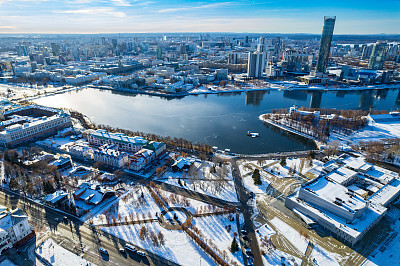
[303,176,366,213]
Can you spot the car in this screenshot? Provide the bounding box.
[245,249,254,258]
[241,230,248,235]
[124,244,136,253]
[54,218,59,222]
[119,248,126,253]
[63,216,68,222]
[99,248,108,255]
[242,235,250,243]
[137,251,146,257]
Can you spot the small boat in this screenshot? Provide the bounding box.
[247,131,259,138]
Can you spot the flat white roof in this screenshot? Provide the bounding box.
[326,166,357,184]
[289,191,386,238]
[369,179,400,206]
[304,177,366,212]
[347,185,368,197]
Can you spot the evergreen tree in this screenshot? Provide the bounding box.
[324,124,330,137]
[252,169,262,185]
[230,237,239,253]
[280,156,287,167]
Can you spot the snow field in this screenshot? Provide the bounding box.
[270,217,309,254]
[193,214,244,265]
[101,223,214,266]
[36,238,90,266]
[91,185,162,225]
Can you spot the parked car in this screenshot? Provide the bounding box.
[63,216,68,222]
[241,229,248,235]
[99,248,108,255]
[137,251,146,257]
[54,218,59,222]
[119,248,126,253]
[245,249,254,258]
[124,244,136,253]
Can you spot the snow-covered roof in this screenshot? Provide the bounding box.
[43,190,68,204]
[89,129,148,146]
[303,176,366,213]
[326,166,357,184]
[369,179,400,207]
[347,185,368,197]
[289,191,385,238]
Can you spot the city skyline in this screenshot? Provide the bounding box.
[0,0,399,34]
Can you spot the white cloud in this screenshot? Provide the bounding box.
[111,0,131,6]
[155,2,232,13]
[55,7,127,17]
[0,25,17,30]
[0,0,48,5]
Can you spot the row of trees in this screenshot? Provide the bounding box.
[139,226,165,246]
[266,107,371,142]
[70,109,213,153]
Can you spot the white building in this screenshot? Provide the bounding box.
[286,155,400,245]
[0,106,72,147]
[247,51,265,78]
[128,148,155,171]
[93,144,128,168]
[86,129,148,153]
[286,176,386,245]
[0,207,34,253]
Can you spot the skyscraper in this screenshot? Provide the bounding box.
[247,38,266,78]
[247,51,264,78]
[368,42,388,70]
[316,16,336,73]
[156,47,163,60]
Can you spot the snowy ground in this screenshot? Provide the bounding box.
[91,185,162,225]
[255,223,302,266]
[193,214,244,265]
[159,161,238,203]
[270,217,309,255]
[363,207,400,266]
[36,238,90,266]
[159,189,221,214]
[164,211,187,222]
[102,223,215,266]
[310,244,340,266]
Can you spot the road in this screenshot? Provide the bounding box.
[0,190,178,266]
[230,158,263,266]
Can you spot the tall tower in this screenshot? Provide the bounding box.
[247,51,265,78]
[247,37,266,78]
[368,42,388,70]
[316,16,336,73]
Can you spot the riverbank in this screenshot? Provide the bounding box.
[93,82,400,98]
[259,114,323,149]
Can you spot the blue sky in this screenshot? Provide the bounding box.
[0,0,399,34]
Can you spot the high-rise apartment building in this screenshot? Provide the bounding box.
[368,42,388,70]
[316,16,336,73]
[156,47,163,60]
[247,37,266,78]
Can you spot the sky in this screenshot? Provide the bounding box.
[0,0,399,34]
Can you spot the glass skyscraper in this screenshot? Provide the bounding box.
[368,42,388,70]
[316,16,336,73]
